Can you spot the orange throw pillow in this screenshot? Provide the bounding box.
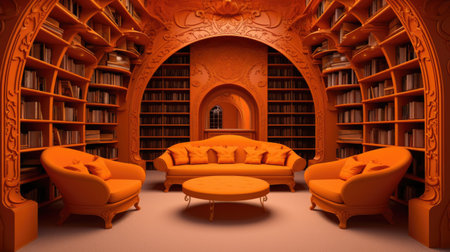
[362,160,388,174]
[339,157,366,181]
[211,146,237,164]
[186,146,210,164]
[168,146,189,165]
[244,147,267,164]
[64,162,89,175]
[265,147,290,165]
[84,157,112,180]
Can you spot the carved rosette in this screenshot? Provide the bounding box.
[3,0,55,208]
[389,0,442,205]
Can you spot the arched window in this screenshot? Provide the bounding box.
[209,105,223,129]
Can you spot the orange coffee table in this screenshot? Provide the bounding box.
[182,176,270,221]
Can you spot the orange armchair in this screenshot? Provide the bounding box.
[40,147,146,228]
[304,147,412,228]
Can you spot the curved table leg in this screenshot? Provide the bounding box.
[260,195,268,211]
[209,200,215,221]
[184,195,191,209]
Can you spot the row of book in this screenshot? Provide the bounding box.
[140,151,164,161]
[367,102,394,121]
[87,20,111,43]
[60,55,85,77]
[268,115,315,124]
[30,42,52,64]
[369,127,394,145]
[85,130,116,142]
[117,40,144,55]
[269,104,314,113]
[55,80,82,99]
[268,92,313,100]
[270,139,315,148]
[163,55,190,64]
[20,130,43,149]
[311,40,329,55]
[86,109,117,123]
[336,146,362,159]
[316,0,332,18]
[22,69,46,91]
[330,7,345,27]
[91,70,125,86]
[402,101,424,120]
[141,104,190,113]
[142,92,190,101]
[59,0,81,18]
[140,140,163,148]
[268,80,308,89]
[368,0,387,17]
[336,89,361,105]
[154,68,189,76]
[268,55,291,64]
[140,115,190,124]
[140,127,190,136]
[404,128,424,148]
[99,52,130,71]
[338,109,362,123]
[322,53,350,70]
[402,73,423,92]
[42,17,64,37]
[21,100,43,120]
[397,43,416,65]
[326,70,358,87]
[268,127,315,136]
[53,128,80,145]
[87,90,117,104]
[352,33,377,54]
[86,146,118,159]
[339,22,359,44]
[53,102,78,121]
[363,58,388,77]
[268,68,301,76]
[366,80,394,99]
[148,79,190,89]
[104,5,123,27]
[120,0,141,22]
[338,129,363,143]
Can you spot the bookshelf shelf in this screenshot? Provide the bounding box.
[326,84,360,91]
[96,65,131,75]
[335,103,363,108]
[66,44,97,64]
[20,147,48,153]
[26,56,59,71]
[20,88,53,97]
[86,140,119,145]
[20,174,49,185]
[38,196,62,208]
[88,83,128,91]
[86,103,119,108]
[322,65,352,75]
[364,5,394,25]
[57,67,90,82]
[358,68,391,83]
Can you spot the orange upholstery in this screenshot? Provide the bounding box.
[265,147,290,165]
[186,145,210,164]
[338,157,366,181]
[154,135,307,192]
[243,147,267,164]
[64,163,89,174]
[84,157,112,180]
[304,147,412,229]
[40,147,146,229]
[168,146,189,165]
[211,146,237,163]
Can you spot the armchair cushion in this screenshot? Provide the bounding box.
[64,162,89,175]
[308,179,345,204]
[85,157,112,180]
[168,147,189,165]
[362,160,388,174]
[339,157,366,181]
[105,179,142,203]
[211,146,237,164]
[244,147,267,164]
[186,146,210,164]
[265,147,290,166]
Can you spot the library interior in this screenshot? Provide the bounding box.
[0,0,449,251]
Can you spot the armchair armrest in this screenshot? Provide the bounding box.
[153,151,173,172]
[103,159,146,183]
[304,158,346,185]
[286,151,306,172]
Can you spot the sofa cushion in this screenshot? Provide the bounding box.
[167,163,293,176]
[339,157,366,181]
[168,146,189,165]
[265,147,290,165]
[84,157,112,180]
[362,160,388,174]
[308,179,345,204]
[211,146,237,164]
[186,146,210,164]
[105,179,142,203]
[244,147,267,164]
[64,162,89,175]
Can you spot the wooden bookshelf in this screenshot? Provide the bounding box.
[19,0,148,207]
[267,47,316,160]
[139,47,191,169]
[306,0,425,205]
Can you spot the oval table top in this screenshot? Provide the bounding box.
[182,176,270,201]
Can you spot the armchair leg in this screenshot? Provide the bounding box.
[134,197,141,210]
[164,181,172,192]
[310,196,316,210]
[101,212,114,229]
[288,182,295,192]
[383,208,394,224]
[57,207,70,225]
[337,211,351,229]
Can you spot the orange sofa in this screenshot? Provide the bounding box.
[304,147,412,228]
[41,147,146,228]
[154,135,306,192]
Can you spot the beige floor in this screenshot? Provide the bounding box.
[20,170,439,252]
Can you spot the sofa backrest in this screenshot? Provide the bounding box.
[169,135,292,163]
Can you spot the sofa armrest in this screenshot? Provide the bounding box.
[304,158,346,186]
[103,159,146,183]
[153,151,173,172]
[286,151,306,172]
